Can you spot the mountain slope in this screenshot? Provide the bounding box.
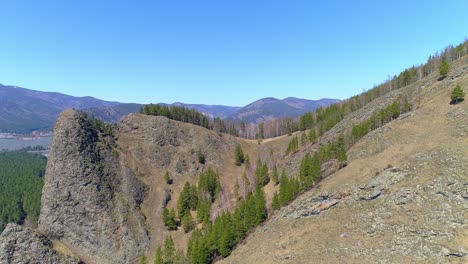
[0,84,118,133]
[229,97,340,123]
[220,57,468,264]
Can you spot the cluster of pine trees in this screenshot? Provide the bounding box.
[141,104,211,130]
[0,151,46,232]
[157,157,271,263]
[162,169,221,233]
[187,189,267,263]
[351,97,410,144]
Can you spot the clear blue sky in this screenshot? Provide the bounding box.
[0,1,467,106]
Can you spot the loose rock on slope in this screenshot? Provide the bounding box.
[0,223,81,264]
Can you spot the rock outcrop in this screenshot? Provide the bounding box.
[38,109,150,264]
[0,223,81,264]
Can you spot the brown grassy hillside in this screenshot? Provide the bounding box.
[220,57,468,263]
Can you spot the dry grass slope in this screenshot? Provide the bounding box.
[220,57,468,263]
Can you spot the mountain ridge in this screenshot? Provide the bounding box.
[0,83,339,133]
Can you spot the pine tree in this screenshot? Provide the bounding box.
[271,165,279,185]
[309,129,317,143]
[162,207,177,230]
[271,191,280,210]
[178,182,198,218]
[254,189,267,224]
[254,159,270,188]
[154,246,163,264]
[197,149,206,164]
[235,145,245,166]
[335,136,348,167]
[163,236,176,264]
[196,199,211,224]
[198,169,220,202]
[181,213,195,233]
[439,58,450,77]
[451,85,465,104]
[402,95,411,113]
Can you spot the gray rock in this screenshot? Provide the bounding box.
[0,223,80,264]
[38,109,150,264]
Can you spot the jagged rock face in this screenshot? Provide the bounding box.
[38,109,150,264]
[0,223,80,264]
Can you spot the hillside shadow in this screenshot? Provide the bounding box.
[450,98,464,105]
[438,75,448,81]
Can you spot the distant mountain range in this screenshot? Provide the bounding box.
[0,84,119,133]
[0,84,340,133]
[227,97,340,123]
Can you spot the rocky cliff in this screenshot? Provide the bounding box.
[38,109,150,264]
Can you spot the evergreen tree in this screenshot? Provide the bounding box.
[178,182,198,218]
[451,85,465,104]
[254,159,270,188]
[196,199,211,224]
[197,169,220,202]
[335,137,348,167]
[163,236,176,264]
[285,136,299,155]
[309,129,317,143]
[162,207,177,231]
[181,213,195,233]
[271,191,280,210]
[235,145,245,166]
[439,58,450,76]
[254,189,267,224]
[197,150,206,164]
[279,174,291,206]
[154,246,163,264]
[402,95,411,113]
[299,112,313,130]
[271,165,279,185]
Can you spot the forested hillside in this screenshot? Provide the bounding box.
[0,151,46,232]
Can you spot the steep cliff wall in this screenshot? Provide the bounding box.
[38,109,149,264]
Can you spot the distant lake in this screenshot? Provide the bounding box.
[0,136,53,151]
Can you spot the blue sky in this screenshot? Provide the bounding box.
[0,1,467,106]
